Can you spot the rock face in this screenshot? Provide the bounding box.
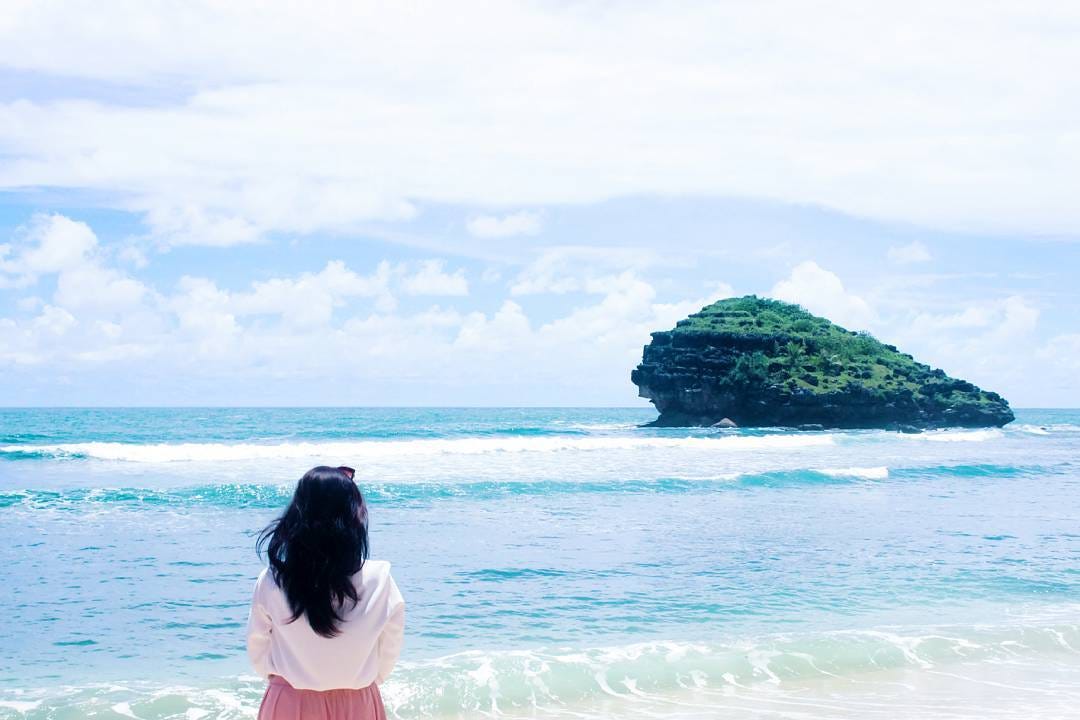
[631,296,1014,429]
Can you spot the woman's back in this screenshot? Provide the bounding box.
[246,465,405,719]
[247,559,405,691]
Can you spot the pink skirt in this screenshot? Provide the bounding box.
[258,675,387,720]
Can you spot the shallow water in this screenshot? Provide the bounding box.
[2,408,1079,718]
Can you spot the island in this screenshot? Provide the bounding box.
[630,295,1014,429]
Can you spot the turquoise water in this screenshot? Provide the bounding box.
[2,408,1080,718]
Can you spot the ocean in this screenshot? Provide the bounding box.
[2,407,1079,719]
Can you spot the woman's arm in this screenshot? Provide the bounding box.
[375,574,405,684]
[246,571,273,677]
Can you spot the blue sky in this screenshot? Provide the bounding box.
[1,2,1078,407]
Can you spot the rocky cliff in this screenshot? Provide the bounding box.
[631,296,1014,429]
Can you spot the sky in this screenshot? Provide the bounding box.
[1,1,1078,407]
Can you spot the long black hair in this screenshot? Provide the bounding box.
[257,465,369,637]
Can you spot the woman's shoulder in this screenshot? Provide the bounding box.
[357,560,400,600]
[250,566,282,607]
[253,566,280,593]
[360,560,403,619]
[359,559,393,583]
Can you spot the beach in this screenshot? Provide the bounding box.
[2,407,1079,719]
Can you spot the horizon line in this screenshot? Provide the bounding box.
[0,405,1073,411]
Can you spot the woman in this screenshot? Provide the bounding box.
[247,466,405,720]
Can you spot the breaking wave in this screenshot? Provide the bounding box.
[2,463,1066,512]
[820,466,889,479]
[907,429,1004,443]
[4,622,1080,719]
[0,434,834,463]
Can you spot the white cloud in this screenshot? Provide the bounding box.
[3,3,1080,244]
[455,301,532,352]
[906,295,1038,342]
[16,296,42,312]
[72,342,160,363]
[143,205,262,248]
[0,214,97,285]
[650,283,736,329]
[31,305,76,336]
[162,259,459,343]
[467,211,542,239]
[117,244,149,269]
[169,276,239,353]
[880,294,1042,401]
[510,247,658,296]
[158,258,470,362]
[0,316,39,365]
[451,273,734,387]
[887,241,932,264]
[539,272,658,346]
[232,260,395,326]
[511,271,581,297]
[55,264,148,312]
[908,305,993,332]
[0,218,741,402]
[0,213,152,314]
[1039,333,1080,373]
[770,261,877,331]
[400,260,469,296]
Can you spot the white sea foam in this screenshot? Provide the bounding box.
[907,429,1003,443]
[110,702,139,718]
[821,466,889,479]
[373,623,1080,715]
[0,434,835,463]
[1014,423,1080,435]
[563,422,640,431]
[0,699,41,712]
[8,623,1080,720]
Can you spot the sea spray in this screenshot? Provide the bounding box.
[0,433,836,463]
[4,623,1080,720]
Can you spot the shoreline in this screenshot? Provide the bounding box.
[6,648,1079,719]
[6,616,1080,718]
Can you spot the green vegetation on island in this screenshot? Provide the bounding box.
[631,295,1014,429]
